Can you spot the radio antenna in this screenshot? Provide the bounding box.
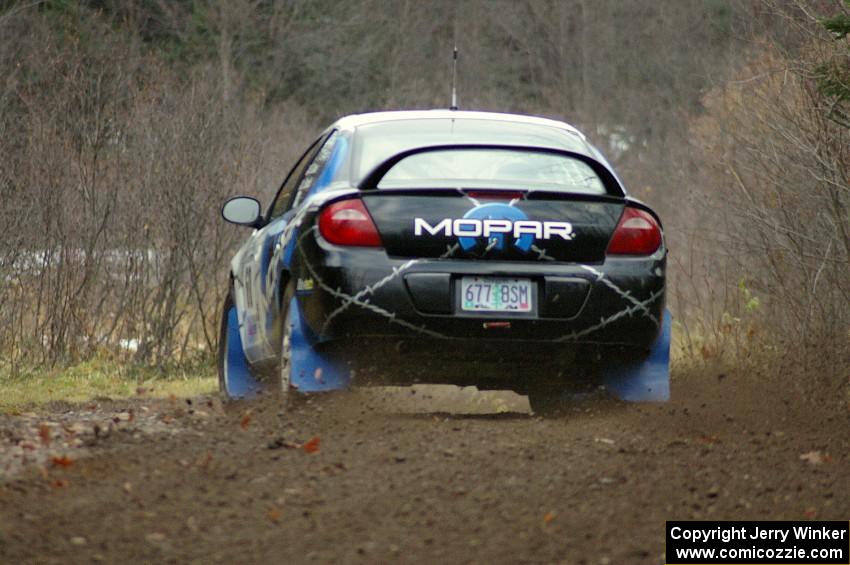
[450,47,459,111]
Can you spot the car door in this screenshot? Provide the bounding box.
[233,136,325,363]
[234,131,343,363]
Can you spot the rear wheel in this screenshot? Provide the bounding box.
[527,366,601,416]
[217,291,235,397]
[278,283,296,409]
[527,390,569,416]
[218,286,263,399]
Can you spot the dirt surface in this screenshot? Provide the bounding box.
[0,367,848,564]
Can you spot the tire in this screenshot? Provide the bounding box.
[217,291,235,397]
[278,282,296,409]
[218,287,264,399]
[527,365,601,416]
[527,390,569,416]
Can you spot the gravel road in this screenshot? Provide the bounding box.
[0,366,847,564]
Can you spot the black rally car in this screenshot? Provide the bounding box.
[219,110,670,413]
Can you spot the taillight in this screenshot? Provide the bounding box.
[318,198,382,247]
[607,206,662,255]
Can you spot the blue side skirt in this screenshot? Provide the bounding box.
[221,306,263,399]
[601,309,672,402]
[223,301,671,403]
[221,297,352,400]
[288,294,352,393]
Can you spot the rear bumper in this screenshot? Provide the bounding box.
[291,235,666,351]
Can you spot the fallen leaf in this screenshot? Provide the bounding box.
[240,413,252,430]
[594,437,615,445]
[51,455,74,468]
[697,435,721,444]
[302,436,320,454]
[51,479,69,488]
[543,511,556,524]
[266,508,282,522]
[799,451,825,465]
[38,423,51,446]
[804,507,818,519]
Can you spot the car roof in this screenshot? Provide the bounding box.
[331,110,602,160]
[334,110,585,139]
[324,110,625,193]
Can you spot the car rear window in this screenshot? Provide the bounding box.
[354,118,589,179]
[375,148,606,194]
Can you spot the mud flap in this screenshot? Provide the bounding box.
[222,306,263,399]
[602,309,671,402]
[287,295,352,393]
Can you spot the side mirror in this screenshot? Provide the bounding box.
[221,196,262,227]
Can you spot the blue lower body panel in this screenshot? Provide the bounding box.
[222,306,263,399]
[288,294,351,393]
[224,300,671,403]
[602,309,672,402]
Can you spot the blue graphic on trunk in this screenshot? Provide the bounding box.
[458,203,534,252]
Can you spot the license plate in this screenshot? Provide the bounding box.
[460,277,533,313]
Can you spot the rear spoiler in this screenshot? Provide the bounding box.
[357,144,627,197]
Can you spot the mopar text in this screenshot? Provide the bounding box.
[414,217,574,240]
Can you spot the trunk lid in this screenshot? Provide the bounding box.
[362,190,623,263]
